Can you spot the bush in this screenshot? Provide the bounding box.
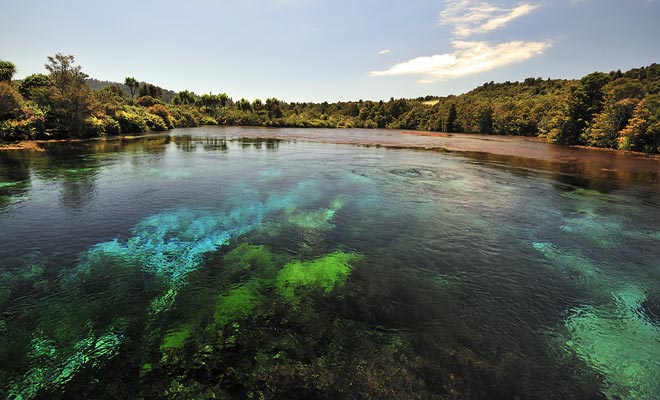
[103,116,120,135]
[148,104,174,128]
[144,112,168,131]
[0,82,24,120]
[200,116,218,125]
[171,108,200,127]
[84,116,105,137]
[116,110,147,133]
[135,96,162,107]
[0,119,34,140]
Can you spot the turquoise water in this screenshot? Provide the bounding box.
[1,127,659,399]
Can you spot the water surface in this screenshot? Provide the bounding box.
[1,127,659,399]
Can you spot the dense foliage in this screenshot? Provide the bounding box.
[2,54,659,152]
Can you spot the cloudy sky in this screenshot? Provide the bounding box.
[1,0,659,102]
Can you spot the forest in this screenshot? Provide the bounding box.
[1,54,659,152]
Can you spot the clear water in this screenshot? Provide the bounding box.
[1,127,659,399]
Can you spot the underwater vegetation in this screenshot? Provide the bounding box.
[2,180,354,399]
[275,251,360,304]
[564,286,660,400]
[534,189,660,400]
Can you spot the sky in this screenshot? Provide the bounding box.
[1,0,659,102]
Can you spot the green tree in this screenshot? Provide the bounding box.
[265,98,282,119]
[124,77,139,99]
[44,53,95,135]
[237,98,252,112]
[0,60,16,82]
[18,73,51,100]
[200,93,221,111]
[172,90,197,105]
[0,82,24,120]
[445,103,458,132]
[548,73,611,145]
[618,96,660,152]
[478,107,494,134]
[138,83,163,99]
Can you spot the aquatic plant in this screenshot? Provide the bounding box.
[222,243,282,280]
[80,206,266,290]
[564,286,660,400]
[285,196,347,231]
[5,178,347,397]
[214,281,266,327]
[9,330,123,399]
[161,324,193,350]
[276,251,361,303]
[533,241,660,399]
[532,241,604,289]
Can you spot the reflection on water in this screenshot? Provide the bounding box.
[1,127,659,399]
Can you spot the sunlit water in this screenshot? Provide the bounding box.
[1,127,659,399]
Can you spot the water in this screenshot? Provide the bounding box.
[1,127,659,399]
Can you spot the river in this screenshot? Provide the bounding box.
[1,127,659,399]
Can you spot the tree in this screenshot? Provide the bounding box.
[478,107,494,134]
[44,53,95,135]
[0,60,17,82]
[0,82,24,120]
[618,96,660,152]
[548,72,611,145]
[200,93,220,111]
[124,77,139,99]
[138,83,163,99]
[18,73,51,100]
[45,53,88,96]
[237,98,252,112]
[445,103,457,132]
[218,93,230,109]
[172,90,197,105]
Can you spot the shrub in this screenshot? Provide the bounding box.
[135,96,162,107]
[103,116,120,135]
[144,112,168,131]
[148,104,174,128]
[0,82,24,120]
[200,116,218,125]
[116,110,147,133]
[84,116,105,137]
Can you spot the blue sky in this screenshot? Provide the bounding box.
[1,0,659,102]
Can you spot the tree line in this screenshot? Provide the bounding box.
[1,54,659,152]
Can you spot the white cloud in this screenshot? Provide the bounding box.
[369,40,550,83]
[439,1,539,37]
[378,49,392,55]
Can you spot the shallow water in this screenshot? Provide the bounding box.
[1,127,659,399]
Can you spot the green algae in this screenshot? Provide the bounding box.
[564,286,660,400]
[285,196,347,231]
[0,181,21,188]
[9,331,123,400]
[222,244,282,279]
[533,241,604,287]
[161,325,193,350]
[276,252,362,303]
[533,241,660,399]
[214,282,266,327]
